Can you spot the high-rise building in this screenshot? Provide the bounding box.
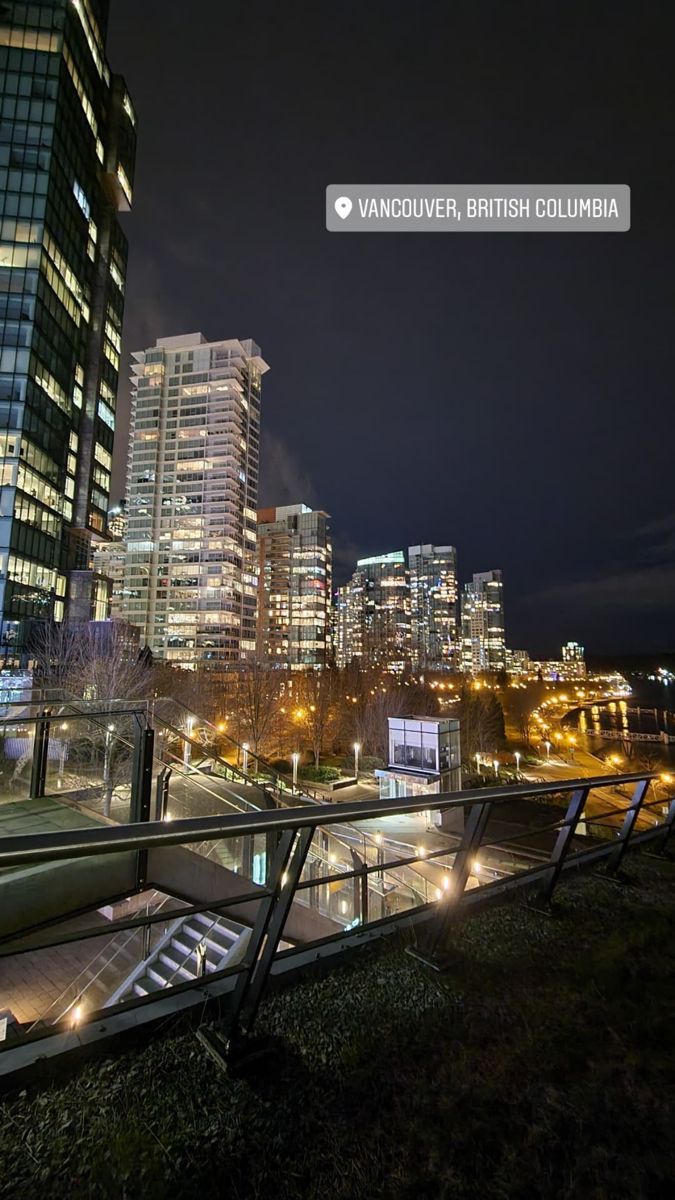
[349,551,411,673]
[506,647,531,676]
[460,570,506,675]
[256,503,332,668]
[408,543,458,670]
[333,572,364,669]
[0,1,136,659]
[122,333,268,669]
[562,640,586,678]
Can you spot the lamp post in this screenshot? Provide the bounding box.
[515,750,521,779]
[353,741,361,781]
[475,752,482,776]
[292,751,300,791]
[544,740,551,760]
[242,741,250,777]
[493,759,499,779]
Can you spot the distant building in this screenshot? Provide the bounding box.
[122,333,268,668]
[461,570,506,675]
[408,544,458,670]
[256,504,332,668]
[506,648,531,676]
[333,552,411,673]
[333,573,365,669]
[562,640,586,678]
[358,551,411,673]
[531,641,587,682]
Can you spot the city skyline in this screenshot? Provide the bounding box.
[104,0,675,657]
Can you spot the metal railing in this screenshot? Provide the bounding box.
[1,768,674,1077]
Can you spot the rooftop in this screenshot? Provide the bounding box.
[2,855,673,1198]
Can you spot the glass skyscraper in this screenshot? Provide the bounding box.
[0,0,135,661]
[460,569,506,675]
[408,543,458,670]
[256,503,332,669]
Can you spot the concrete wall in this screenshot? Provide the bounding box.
[147,845,341,944]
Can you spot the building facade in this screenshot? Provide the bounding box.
[460,569,506,675]
[0,0,136,659]
[256,503,332,668]
[122,333,268,668]
[561,640,586,678]
[333,572,364,669]
[91,500,127,619]
[351,551,411,673]
[408,543,458,670]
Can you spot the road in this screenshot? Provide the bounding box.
[524,742,667,833]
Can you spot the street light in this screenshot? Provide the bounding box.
[475,752,482,776]
[493,759,499,779]
[292,751,300,791]
[515,750,521,778]
[544,740,551,760]
[242,741,250,777]
[353,741,361,781]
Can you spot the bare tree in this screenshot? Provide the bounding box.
[230,661,283,757]
[502,680,546,747]
[456,686,506,766]
[31,621,155,816]
[33,620,153,708]
[293,670,338,767]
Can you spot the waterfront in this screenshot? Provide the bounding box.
[562,676,675,769]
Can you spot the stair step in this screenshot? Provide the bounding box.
[148,960,193,986]
[192,914,239,944]
[133,976,162,996]
[201,926,238,953]
[171,935,196,958]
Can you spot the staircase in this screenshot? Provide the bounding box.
[110,912,250,1003]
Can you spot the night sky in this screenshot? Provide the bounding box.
[106,0,674,657]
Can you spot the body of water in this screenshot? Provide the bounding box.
[562,675,675,768]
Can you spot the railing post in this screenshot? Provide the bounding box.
[131,725,154,823]
[131,723,154,889]
[530,785,590,909]
[350,848,368,924]
[410,799,492,968]
[29,707,51,800]
[223,824,314,1052]
[602,777,649,877]
[154,767,172,821]
[654,795,675,853]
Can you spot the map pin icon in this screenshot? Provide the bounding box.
[334,195,353,219]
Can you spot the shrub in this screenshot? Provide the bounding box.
[340,755,385,773]
[298,765,341,783]
[268,758,292,774]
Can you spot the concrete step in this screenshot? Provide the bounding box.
[133,976,163,997]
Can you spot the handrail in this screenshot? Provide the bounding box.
[1,767,672,1067]
[0,772,657,868]
[28,891,177,1031]
[151,695,326,802]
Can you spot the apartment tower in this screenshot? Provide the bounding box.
[122,333,268,668]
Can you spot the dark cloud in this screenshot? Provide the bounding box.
[258,431,316,509]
